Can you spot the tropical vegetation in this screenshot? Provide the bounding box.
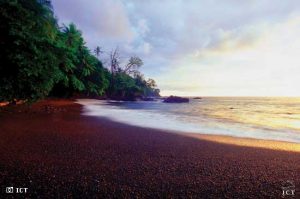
[0,0,160,102]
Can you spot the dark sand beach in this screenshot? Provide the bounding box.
[0,99,299,198]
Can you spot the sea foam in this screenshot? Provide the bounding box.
[76,98,300,143]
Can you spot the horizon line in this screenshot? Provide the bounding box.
[160,95,300,98]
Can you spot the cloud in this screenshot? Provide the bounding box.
[136,19,149,37]
[162,15,300,96]
[52,0,134,49]
[51,0,300,96]
[192,24,266,58]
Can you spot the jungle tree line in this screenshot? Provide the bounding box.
[0,0,160,102]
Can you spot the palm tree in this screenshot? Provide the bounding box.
[94,46,104,58]
[62,23,83,47]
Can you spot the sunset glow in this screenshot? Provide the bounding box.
[52,0,300,97]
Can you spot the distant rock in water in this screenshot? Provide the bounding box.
[193,97,202,99]
[163,96,189,103]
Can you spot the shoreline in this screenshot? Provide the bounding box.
[0,99,299,197]
[186,133,300,153]
[78,98,300,153]
[88,116,300,153]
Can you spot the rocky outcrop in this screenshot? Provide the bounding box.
[163,96,189,103]
[193,97,202,100]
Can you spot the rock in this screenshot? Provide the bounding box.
[193,97,202,99]
[163,96,189,103]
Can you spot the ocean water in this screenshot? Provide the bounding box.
[77,97,300,143]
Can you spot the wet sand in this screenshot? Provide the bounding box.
[186,133,300,153]
[0,99,299,198]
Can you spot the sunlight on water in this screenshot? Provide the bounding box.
[197,97,300,132]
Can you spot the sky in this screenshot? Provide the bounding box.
[52,0,300,96]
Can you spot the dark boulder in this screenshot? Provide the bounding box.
[163,96,189,103]
[193,97,202,99]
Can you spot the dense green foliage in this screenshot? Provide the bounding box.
[0,0,62,100]
[0,0,159,102]
[50,24,109,97]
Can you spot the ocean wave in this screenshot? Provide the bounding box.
[77,98,300,143]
